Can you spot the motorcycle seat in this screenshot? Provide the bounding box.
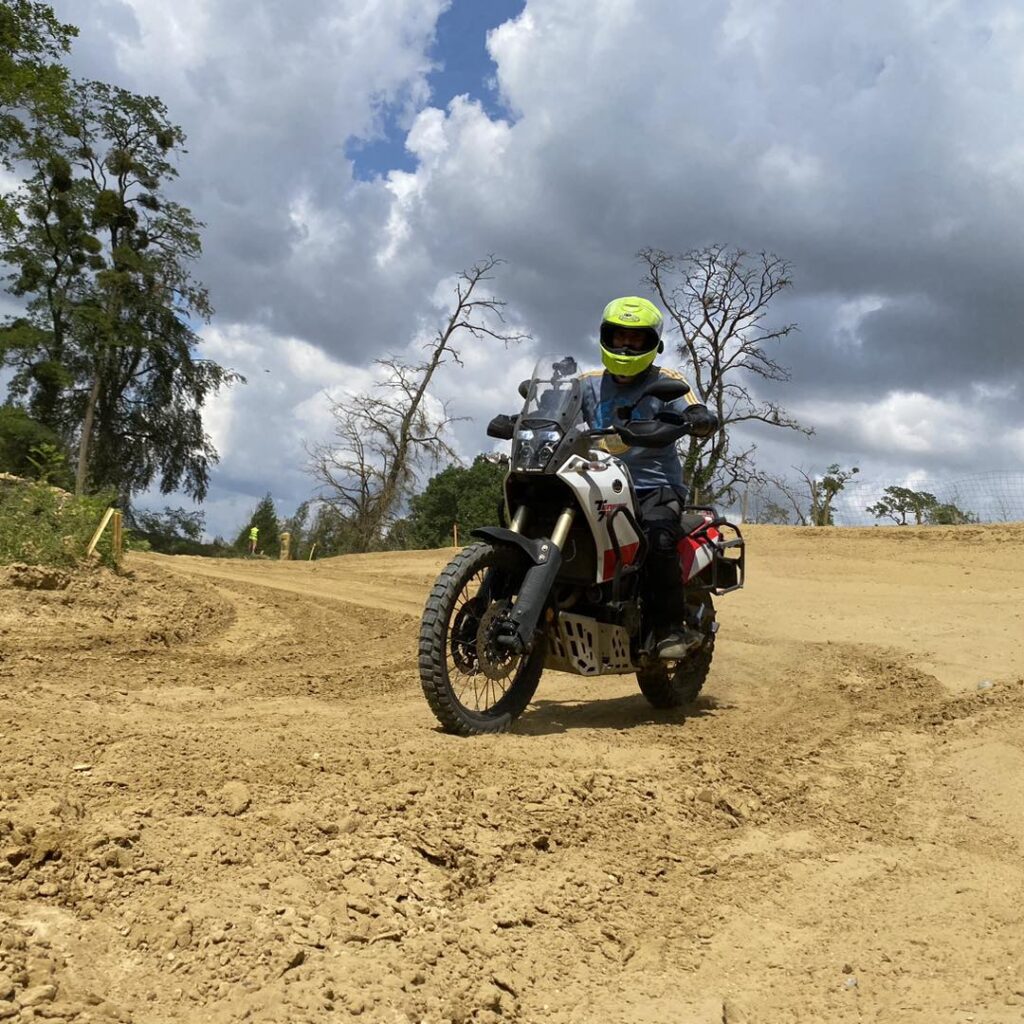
[679,512,710,536]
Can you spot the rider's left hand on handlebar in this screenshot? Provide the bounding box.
[656,404,718,435]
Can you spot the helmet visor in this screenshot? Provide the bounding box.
[600,323,659,355]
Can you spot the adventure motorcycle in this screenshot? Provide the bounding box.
[418,355,745,736]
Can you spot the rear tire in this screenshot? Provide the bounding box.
[636,594,716,709]
[419,543,546,736]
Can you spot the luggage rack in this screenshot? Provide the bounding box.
[681,505,746,595]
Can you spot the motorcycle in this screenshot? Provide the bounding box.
[418,354,745,736]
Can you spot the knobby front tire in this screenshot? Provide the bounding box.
[419,543,546,736]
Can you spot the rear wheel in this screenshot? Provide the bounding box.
[419,543,546,736]
[636,594,716,708]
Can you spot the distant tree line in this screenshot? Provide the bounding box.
[747,471,977,527]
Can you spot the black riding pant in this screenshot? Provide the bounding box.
[637,485,688,634]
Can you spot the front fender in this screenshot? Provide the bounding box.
[470,526,562,652]
[470,527,554,565]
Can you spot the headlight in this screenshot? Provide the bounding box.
[512,428,561,471]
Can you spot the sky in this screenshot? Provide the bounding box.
[12,0,1024,534]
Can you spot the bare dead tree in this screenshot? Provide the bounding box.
[767,463,859,527]
[638,245,813,503]
[305,256,526,552]
[765,474,810,526]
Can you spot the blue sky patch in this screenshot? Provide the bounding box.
[346,0,525,181]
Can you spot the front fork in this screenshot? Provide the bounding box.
[497,506,575,652]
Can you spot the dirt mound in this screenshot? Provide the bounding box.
[0,561,234,665]
[2,527,1024,1022]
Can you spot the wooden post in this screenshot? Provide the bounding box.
[85,507,115,556]
[308,542,317,561]
[453,522,459,547]
[112,511,123,557]
[280,531,291,560]
[741,488,749,523]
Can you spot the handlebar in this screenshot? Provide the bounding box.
[587,420,693,449]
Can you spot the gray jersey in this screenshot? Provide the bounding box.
[578,365,701,491]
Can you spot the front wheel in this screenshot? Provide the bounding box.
[419,543,545,736]
[636,594,716,708]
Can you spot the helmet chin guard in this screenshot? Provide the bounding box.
[600,344,658,377]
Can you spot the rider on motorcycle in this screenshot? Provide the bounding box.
[579,296,718,659]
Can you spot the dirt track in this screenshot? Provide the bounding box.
[2,525,1024,1023]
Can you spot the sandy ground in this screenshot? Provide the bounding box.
[2,524,1024,1024]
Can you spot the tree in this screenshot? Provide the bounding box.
[235,493,281,556]
[128,505,203,553]
[0,403,70,483]
[306,256,525,552]
[405,454,508,548]
[771,463,859,526]
[866,485,939,525]
[304,502,362,558]
[638,246,812,502]
[0,1,76,178]
[0,78,243,499]
[866,484,978,525]
[928,501,978,525]
[752,497,791,525]
[806,463,859,525]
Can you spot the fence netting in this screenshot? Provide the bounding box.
[743,471,1024,526]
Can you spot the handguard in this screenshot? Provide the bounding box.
[616,418,691,448]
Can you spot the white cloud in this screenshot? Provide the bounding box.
[796,390,979,456]
[20,0,1024,531]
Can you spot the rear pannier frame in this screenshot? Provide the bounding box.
[680,507,746,595]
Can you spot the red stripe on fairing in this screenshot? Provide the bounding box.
[602,542,640,580]
[678,526,719,581]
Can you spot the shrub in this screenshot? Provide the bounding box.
[0,476,120,568]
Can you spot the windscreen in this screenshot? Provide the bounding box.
[511,355,584,473]
[518,355,583,429]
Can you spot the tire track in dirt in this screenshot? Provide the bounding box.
[2,527,1024,1022]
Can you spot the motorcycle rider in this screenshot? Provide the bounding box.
[579,296,718,659]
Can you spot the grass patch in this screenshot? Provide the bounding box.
[0,477,120,569]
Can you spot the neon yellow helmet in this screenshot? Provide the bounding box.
[599,296,664,376]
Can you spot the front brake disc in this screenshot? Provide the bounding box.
[450,600,482,672]
[475,600,517,681]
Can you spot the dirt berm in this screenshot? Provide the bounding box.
[2,524,1024,1023]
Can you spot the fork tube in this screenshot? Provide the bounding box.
[509,506,527,533]
[550,507,576,549]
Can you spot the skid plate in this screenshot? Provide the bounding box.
[545,612,634,676]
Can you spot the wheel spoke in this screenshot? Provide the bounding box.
[421,546,543,732]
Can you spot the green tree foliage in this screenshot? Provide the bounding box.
[0,403,70,483]
[0,476,118,568]
[866,485,978,526]
[405,455,507,548]
[127,505,204,554]
[301,503,361,558]
[0,1,76,177]
[1,72,242,500]
[866,485,939,525]
[771,463,860,526]
[236,493,281,556]
[809,463,859,526]
[928,502,978,525]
